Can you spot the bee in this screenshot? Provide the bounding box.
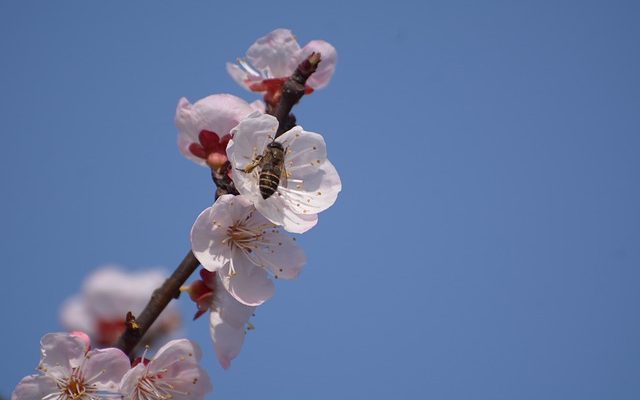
[240,141,287,199]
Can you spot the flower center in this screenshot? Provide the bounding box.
[223,211,269,257]
[66,376,86,399]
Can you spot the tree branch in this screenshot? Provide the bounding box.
[114,54,320,356]
[115,251,200,355]
[271,52,321,137]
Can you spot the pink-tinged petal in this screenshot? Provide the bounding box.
[82,347,130,390]
[164,365,213,400]
[176,94,254,167]
[69,331,91,350]
[296,40,337,89]
[255,194,319,233]
[214,275,255,329]
[228,112,278,167]
[226,62,251,90]
[209,312,247,369]
[150,339,202,374]
[256,230,306,279]
[277,126,328,176]
[190,206,232,272]
[279,160,342,214]
[39,333,85,374]
[12,375,58,400]
[220,254,275,306]
[118,364,145,399]
[246,28,300,78]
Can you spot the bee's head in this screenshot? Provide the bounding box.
[266,141,284,150]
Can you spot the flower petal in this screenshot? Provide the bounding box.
[256,230,306,279]
[246,28,300,78]
[209,312,247,370]
[176,94,254,167]
[39,333,85,376]
[149,339,202,374]
[190,205,232,272]
[295,40,337,89]
[118,364,145,399]
[279,160,342,214]
[82,347,130,391]
[220,254,275,306]
[277,126,327,175]
[214,275,255,329]
[12,375,58,400]
[254,194,319,234]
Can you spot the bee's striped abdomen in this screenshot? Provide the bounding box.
[259,170,280,199]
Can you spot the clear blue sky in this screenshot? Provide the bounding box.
[1,1,639,399]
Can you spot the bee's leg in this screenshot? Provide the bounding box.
[240,155,262,173]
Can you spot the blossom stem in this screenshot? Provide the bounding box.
[271,52,321,138]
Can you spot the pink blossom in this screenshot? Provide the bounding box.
[12,333,130,400]
[175,94,256,168]
[119,339,212,400]
[227,29,337,106]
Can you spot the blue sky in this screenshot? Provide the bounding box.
[1,1,639,399]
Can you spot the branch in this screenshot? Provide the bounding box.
[115,251,200,355]
[271,52,321,137]
[114,54,320,356]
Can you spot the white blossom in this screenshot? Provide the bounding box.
[12,333,130,400]
[119,339,212,400]
[227,112,341,233]
[191,194,306,306]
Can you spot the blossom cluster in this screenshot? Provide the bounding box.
[179,28,340,369]
[13,332,211,400]
[13,28,339,399]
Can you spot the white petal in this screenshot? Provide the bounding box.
[295,40,337,89]
[210,312,247,369]
[220,255,275,306]
[254,195,319,234]
[214,275,255,329]
[190,205,232,272]
[39,333,85,374]
[118,364,145,399]
[82,348,130,390]
[256,230,306,279]
[279,160,342,214]
[12,375,58,400]
[175,94,254,167]
[150,339,202,373]
[227,112,278,170]
[246,28,300,78]
[164,365,213,400]
[225,62,251,91]
[277,126,327,175]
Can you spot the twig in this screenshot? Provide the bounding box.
[271,52,321,137]
[115,251,199,355]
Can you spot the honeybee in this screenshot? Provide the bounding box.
[240,141,287,199]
